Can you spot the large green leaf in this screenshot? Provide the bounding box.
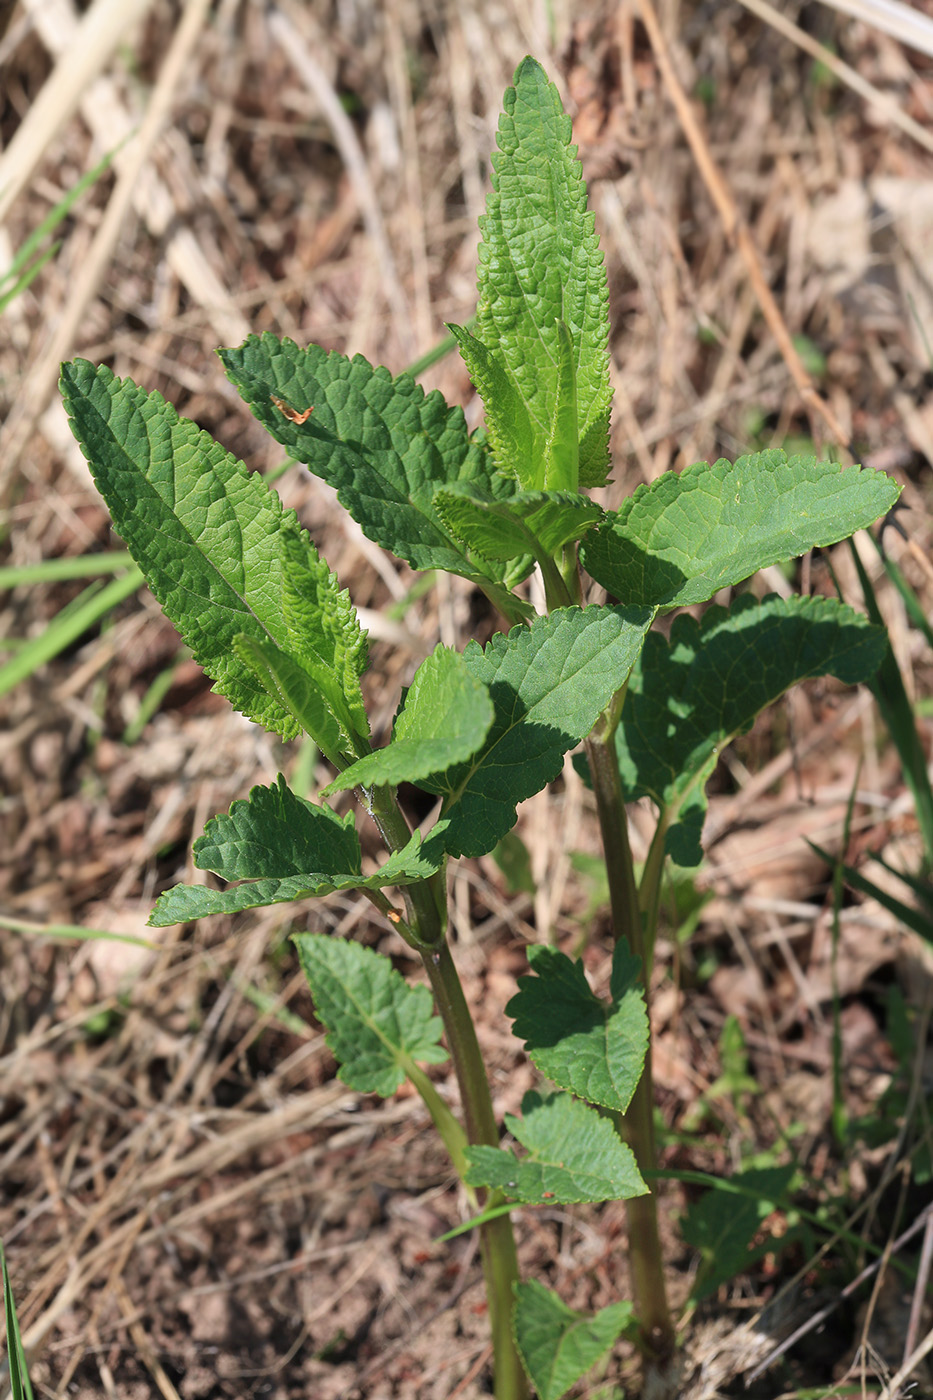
[469,57,612,489]
[218,335,526,614]
[594,593,886,866]
[59,360,361,744]
[580,450,900,608]
[465,1090,645,1204]
[294,933,446,1097]
[421,606,654,859]
[512,1281,632,1400]
[507,940,648,1112]
[149,776,447,925]
[323,646,494,794]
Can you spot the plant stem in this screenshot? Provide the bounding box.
[584,719,675,1361]
[422,940,529,1400]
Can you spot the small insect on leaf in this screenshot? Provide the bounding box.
[270,394,314,425]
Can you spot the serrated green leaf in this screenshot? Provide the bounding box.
[148,776,447,925]
[420,606,653,859]
[59,360,345,742]
[294,933,446,1097]
[681,1165,795,1300]
[279,525,370,745]
[473,57,611,489]
[233,634,347,764]
[596,594,886,866]
[580,450,900,608]
[507,940,648,1112]
[447,323,535,483]
[218,335,524,605]
[465,1090,646,1204]
[513,1280,632,1400]
[323,647,494,794]
[432,482,603,567]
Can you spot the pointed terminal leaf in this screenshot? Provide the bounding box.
[507,940,648,1112]
[294,932,446,1097]
[475,58,612,489]
[323,647,494,793]
[434,482,603,565]
[60,359,338,741]
[148,777,447,924]
[610,593,887,866]
[422,605,654,859]
[513,1280,633,1400]
[581,450,900,608]
[218,334,516,584]
[465,1090,646,1204]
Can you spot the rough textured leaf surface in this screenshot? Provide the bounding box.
[513,1280,632,1400]
[323,647,494,793]
[294,935,448,1097]
[219,334,516,585]
[581,450,900,607]
[433,483,602,566]
[465,1090,645,1203]
[149,777,447,924]
[60,359,348,740]
[507,941,647,1111]
[294,933,446,1097]
[472,57,612,488]
[421,606,653,858]
[591,594,886,866]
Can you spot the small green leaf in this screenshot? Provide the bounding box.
[432,483,602,567]
[507,940,648,1112]
[465,1090,646,1203]
[447,323,535,484]
[59,359,347,742]
[2,1240,35,1400]
[580,450,900,608]
[422,606,654,859]
[148,776,447,925]
[681,1165,795,1299]
[294,933,446,1097]
[233,634,347,764]
[590,594,886,866]
[472,57,612,489]
[322,647,494,794]
[513,1280,632,1400]
[218,334,521,603]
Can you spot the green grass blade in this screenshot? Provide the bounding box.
[0,568,142,700]
[1,144,117,292]
[0,915,156,948]
[1,1241,34,1400]
[0,550,133,588]
[847,538,933,866]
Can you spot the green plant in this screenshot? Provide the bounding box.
[58,57,899,1400]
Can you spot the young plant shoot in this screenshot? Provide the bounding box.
[61,57,898,1400]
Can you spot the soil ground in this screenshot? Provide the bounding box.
[1,2,932,1397]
